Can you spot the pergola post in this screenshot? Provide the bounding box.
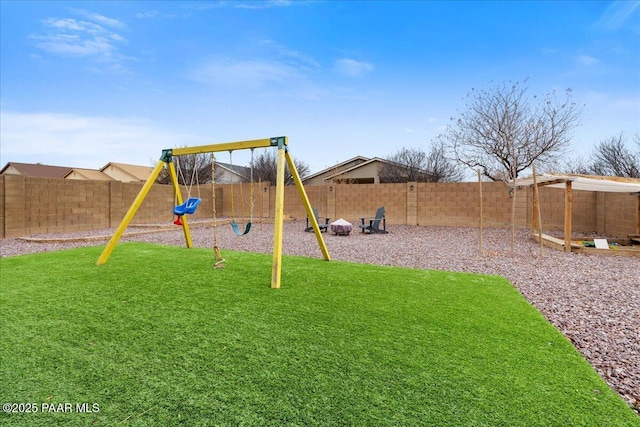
[636,195,640,235]
[564,180,572,253]
[531,165,543,257]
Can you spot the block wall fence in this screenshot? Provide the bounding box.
[1,174,638,239]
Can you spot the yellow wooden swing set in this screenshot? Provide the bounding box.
[95,136,330,289]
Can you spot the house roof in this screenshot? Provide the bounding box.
[215,162,250,180]
[64,168,113,180]
[0,162,72,178]
[100,162,154,181]
[516,173,640,193]
[303,156,372,183]
[323,157,393,181]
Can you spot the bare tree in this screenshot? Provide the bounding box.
[588,133,640,178]
[156,153,214,185]
[379,148,431,183]
[548,155,591,175]
[442,79,583,181]
[252,150,310,185]
[379,145,465,183]
[424,140,467,182]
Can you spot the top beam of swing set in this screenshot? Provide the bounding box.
[170,137,282,156]
[95,136,330,289]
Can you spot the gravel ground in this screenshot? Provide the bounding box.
[1,220,639,412]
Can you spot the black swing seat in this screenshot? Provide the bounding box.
[174,197,201,215]
[231,220,251,236]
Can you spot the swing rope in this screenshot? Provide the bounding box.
[173,156,202,225]
[249,148,254,223]
[176,156,202,197]
[229,149,253,236]
[193,159,201,199]
[211,153,225,268]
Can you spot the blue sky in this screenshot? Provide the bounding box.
[1,0,639,175]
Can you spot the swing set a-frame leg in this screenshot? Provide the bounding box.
[96,159,194,265]
[286,150,330,261]
[96,160,165,265]
[271,142,287,289]
[270,139,331,289]
[167,160,194,248]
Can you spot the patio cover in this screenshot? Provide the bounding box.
[516,173,640,252]
[516,173,640,193]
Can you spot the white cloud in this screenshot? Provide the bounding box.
[184,0,299,11]
[92,63,132,75]
[539,47,560,55]
[0,111,209,169]
[34,31,118,57]
[334,58,374,77]
[136,10,160,19]
[187,56,324,100]
[189,58,303,88]
[575,91,640,147]
[190,42,321,90]
[259,39,321,69]
[576,54,600,66]
[45,18,96,32]
[30,10,129,72]
[594,1,640,31]
[189,43,378,101]
[224,0,295,9]
[135,9,179,19]
[79,12,126,29]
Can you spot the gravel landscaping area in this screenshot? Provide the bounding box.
[1,220,638,413]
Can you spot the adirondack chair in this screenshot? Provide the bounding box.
[305,207,330,233]
[360,207,387,234]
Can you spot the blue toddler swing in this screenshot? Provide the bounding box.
[174,197,201,215]
[173,157,202,226]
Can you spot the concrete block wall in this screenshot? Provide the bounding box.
[0,176,5,238]
[215,182,254,220]
[24,178,111,234]
[324,183,407,224]
[417,181,528,228]
[1,176,638,238]
[6,176,28,235]
[536,187,566,231]
[604,192,639,237]
[107,181,175,227]
[571,189,598,232]
[194,182,269,223]
[535,187,599,234]
[292,185,327,219]
[1,176,184,237]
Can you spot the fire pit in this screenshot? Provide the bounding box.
[330,218,352,236]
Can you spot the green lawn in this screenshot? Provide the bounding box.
[1,243,638,426]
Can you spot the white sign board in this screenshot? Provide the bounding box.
[594,239,609,249]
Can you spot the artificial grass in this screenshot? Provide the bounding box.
[0,243,637,426]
